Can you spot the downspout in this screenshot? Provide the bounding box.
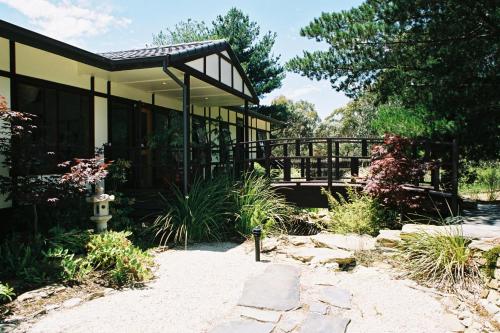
[163,59,189,195]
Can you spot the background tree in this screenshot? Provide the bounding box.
[288,0,500,160]
[152,8,285,97]
[267,96,320,139]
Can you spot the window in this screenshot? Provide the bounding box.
[16,82,91,172]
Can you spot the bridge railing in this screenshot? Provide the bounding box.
[234,137,459,210]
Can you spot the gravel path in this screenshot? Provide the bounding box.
[23,241,470,333]
[26,242,267,333]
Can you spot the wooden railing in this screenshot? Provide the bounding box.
[234,137,459,210]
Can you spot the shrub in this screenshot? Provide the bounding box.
[322,187,386,236]
[43,247,92,283]
[152,176,233,248]
[86,231,153,285]
[47,227,91,255]
[0,282,15,303]
[232,172,293,237]
[364,134,428,211]
[398,228,479,292]
[460,161,500,201]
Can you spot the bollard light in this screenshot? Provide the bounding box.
[252,226,262,262]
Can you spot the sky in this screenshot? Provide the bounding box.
[0,0,363,119]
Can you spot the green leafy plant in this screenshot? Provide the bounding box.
[43,247,91,283]
[0,236,47,285]
[0,282,15,303]
[232,172,293,237]
[47,227,92,255]
[86,231,153,285]
[322,187,385,236]
[152,176,233,248]
[398,228,479,292]
[460,161,499,201]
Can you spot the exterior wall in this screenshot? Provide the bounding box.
[0,37,9,71]
[94,96,108,149]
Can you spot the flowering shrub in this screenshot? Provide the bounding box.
[59,157,110,193]
[364,134,428,210]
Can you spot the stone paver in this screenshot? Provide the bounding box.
[238,307,282,323]
[288,247,354,265]
[297,313,351,333]
[376,230,402,248]
[209,320,275,333]
[238,264,300,311]
[463,204,500,227]
[311,233,376,251]
[317,286,352,309]
[401,223,500,239]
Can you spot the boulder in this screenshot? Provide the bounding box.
[288,248,355,265]
[376,230,402,248]
[311,233,376,251]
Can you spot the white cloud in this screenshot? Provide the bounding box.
[0,0,130,42]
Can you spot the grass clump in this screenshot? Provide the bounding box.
[0,282,15,303]
[398,228,479,292]
[152,176,233,248]
[233,172,293,237]
[322,187,385,236]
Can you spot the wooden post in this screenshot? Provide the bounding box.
[316,157,322,177]
[283,143,291,181]
[335,141,340,180]
[431,165,440,191]
[327,139,333,191]
[306,142,313,181]
[182,73,190,195]
[361,139,368,157]
[451,139,459,215]
[350,157,359,180]
[296,139,304,178]
[264,140,271,178]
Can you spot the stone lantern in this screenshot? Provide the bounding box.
[87,181,115,233]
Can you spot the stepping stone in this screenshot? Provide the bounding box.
[289,248,354,265]
[308,301,329,315]
[238,264,300,311]
[376,230,402,248]
[277,311,305,333]
[401,223,500,240]
[297,313,351,333]
[311,233,376,251]
[288,236,311,246]
[317,286,352,309]
[239,307,282,323]
[210,320,274,333]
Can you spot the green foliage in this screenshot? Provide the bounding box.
[152,8,284,97]
[460,161,500,201]
[47,227,92,255]
[43,247,91,283]
[0,282,15,303]
[270,96,320,138]
[398,228,479,291]
[152,176,233,248]
[288,0,500,160]
[233,172,293,237]
[482,246,500,278]
[86,231,153,285]
[107,159,132,192]
[322,187,385,236]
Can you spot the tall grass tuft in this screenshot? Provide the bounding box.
[152,176,233,248]
[398,227,479,292]
[233,172,293,237]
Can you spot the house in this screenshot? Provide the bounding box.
[0,20,275,207]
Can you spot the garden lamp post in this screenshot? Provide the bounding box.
[252,226,262,262]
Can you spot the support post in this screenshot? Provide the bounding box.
[451,139,459,215]
[335,141,340,180]
[264,141,271,178]
[327,139,333,191]
[183,74,190,195]
[244,100,249,162]
[306,142,313,181]
[283,143,291,181]
[361,139,368,157]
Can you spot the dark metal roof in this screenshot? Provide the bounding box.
[99,40,227,61]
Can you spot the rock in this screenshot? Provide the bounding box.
[376,230,402,248]
[401,224,500,240]
[461,317,472,328]
[288,248,355,265]
[262,238,279,253]
[3,315,25,323]
[86,290,106,301]
[62,297,82,308]
[287,236,311,246]
[44,304,60,312]
[276,311,304,333]
[297,313,351,333]
[239,307,282,323]
[497,256,500,268]
[487,279,499,290]
[210,320,275,333]
[317,286,352,309]
[16,284,65,302]
[479,299,499,316]
[469,238,500,252]
[495,268,500,280]
[487,289,499,304]
[308,301,329,315]
[441,296,461,311]
[442,313,466,332]
[494,312,500,325]
[480,288,490,299]
[311,233,376,251]
[238,264,300,311]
